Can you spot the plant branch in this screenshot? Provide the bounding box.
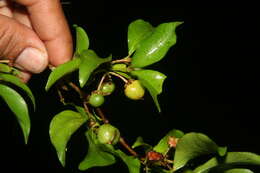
[111,57,131,64]
[109,72,128,83]
[95,108,109,124]
[83,101,92,118]
[119,137,138,157]
[68,82,84,98]
[97,73,107,90]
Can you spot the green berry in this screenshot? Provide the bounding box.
[124,80,145,100]
[101,82,115,95]
[97,124,120,145]
[89,93,105,107]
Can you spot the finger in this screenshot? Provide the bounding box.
[14,0,73,66]
[13,5,32,28]
[0,0,13,17]
[17,71,31,83]
[0,15,48,73]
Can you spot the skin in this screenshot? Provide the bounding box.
[0,0,73,82]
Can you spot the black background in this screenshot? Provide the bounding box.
[1,1,260,172]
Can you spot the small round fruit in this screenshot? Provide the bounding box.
[89,93,105,107]
[101,82,115,95]
[97,124,120,145]
[124,80,145,100]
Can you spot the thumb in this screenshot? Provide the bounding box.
[0,15,48,73]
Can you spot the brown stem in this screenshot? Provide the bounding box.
[83,101,92,118]
[57,88,66,105]
[68,82,84,98]
[111,57,131,64]
[108,72,128,83]
[96,108,109,124]
[120,137,138,157]
[97,73,108,90]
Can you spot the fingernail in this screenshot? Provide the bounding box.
[15,47,48,73]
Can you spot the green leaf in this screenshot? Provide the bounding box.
[131,21,183,68]
[132,136,152,150]
[74,25,89,55]
[0,63,12,73]
[45,58,81,91]
[194,152,260,173]
[128,19,154,55]
[115,149,141,173]
[79,50,112,87]
[74,105,89,121]
[130,70,166,112]
[174,132,219,171]
[0,84,30,144]
[224,169,253,173]
[0,73,36,110]
[79,130,116,170]
[218,146,227,157]
[153,129,184,155]
[223,169,253,173]
[0,63,20,75]
[49,110,87,166]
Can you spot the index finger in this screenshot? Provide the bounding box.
[14,0,73,66]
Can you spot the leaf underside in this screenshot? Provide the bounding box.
[0,84,30,144]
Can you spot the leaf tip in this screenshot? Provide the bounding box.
[58,151,66,167]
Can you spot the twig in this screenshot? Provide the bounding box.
[111,57,131,64]
[96,108,109,124]
[120,137,138,157]
[109,72,128,83]
[83,101,92,117]
[57,88,66,105]
[68,82,84,98]
[97,73,107,90]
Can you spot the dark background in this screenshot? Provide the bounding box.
[1,1,260,172]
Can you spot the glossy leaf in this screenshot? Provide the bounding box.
[0,63,12,73]
[174,132,219,171]
[218,146,227,157]
[128,19,154,55]
[49,110,87,166]
[132,136,152,150]
[131,70,166,112]
[153,129,184,155]
[0,63,20,75]
[45,58,81,91]
[131,21,183,68]
[79,130,116,170]
[0,84,30,143]
[73,105,89,120]
[115,149,141,173]
[224,169,253,173]
[194,152,260,173]
[0,73,36,110]
[74,25,89,55]
[79,49,112,87]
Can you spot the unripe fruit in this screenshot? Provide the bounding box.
[101,82,115,95]
[89,93,105,107]
[97,124,120,145]
[124,80,145,100]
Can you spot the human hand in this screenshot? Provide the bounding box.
[0,0,73,82]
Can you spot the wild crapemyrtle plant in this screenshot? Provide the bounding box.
[1,19,260,173]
